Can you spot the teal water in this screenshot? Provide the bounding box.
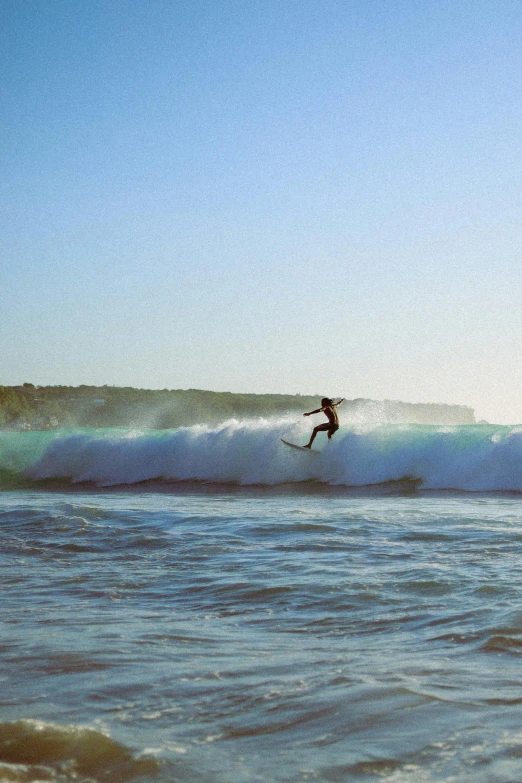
[3,484,522,782]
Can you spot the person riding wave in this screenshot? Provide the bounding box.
[303,397,344,448]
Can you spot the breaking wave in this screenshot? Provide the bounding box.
[0,719,158,783]
[1,419,522,491]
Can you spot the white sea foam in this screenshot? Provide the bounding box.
[22,419,522,491]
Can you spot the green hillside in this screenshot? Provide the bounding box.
[0,384,475,430]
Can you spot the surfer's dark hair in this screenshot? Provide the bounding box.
[322,398,333,407]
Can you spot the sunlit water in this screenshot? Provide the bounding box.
[3,483,522,783]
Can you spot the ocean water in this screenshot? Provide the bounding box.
[2,420,522,783]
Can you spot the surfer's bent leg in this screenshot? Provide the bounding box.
[327,424,339,440]
[305,423,330,448]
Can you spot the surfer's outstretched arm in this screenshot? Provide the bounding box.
[304,400,343,416]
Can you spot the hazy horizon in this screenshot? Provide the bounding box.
[3,0,521,425]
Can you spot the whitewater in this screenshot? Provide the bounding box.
[1,419,522,491]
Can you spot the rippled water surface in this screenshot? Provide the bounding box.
[3,486,522,782]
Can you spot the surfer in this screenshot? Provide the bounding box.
[303,398,344,448]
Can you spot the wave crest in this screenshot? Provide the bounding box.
[0,719,158,782]
[1,420,522,491]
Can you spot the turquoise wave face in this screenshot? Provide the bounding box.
[1,423,522,492]
[0,430,58,487]
[0,428,130,488]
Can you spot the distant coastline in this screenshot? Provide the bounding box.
[0,384,475,431]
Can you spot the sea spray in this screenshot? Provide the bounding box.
[24,418,316,487]
[1,420,522,491]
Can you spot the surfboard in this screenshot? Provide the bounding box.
[281,439,319,453]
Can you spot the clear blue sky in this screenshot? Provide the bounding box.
[2,0,521,423]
